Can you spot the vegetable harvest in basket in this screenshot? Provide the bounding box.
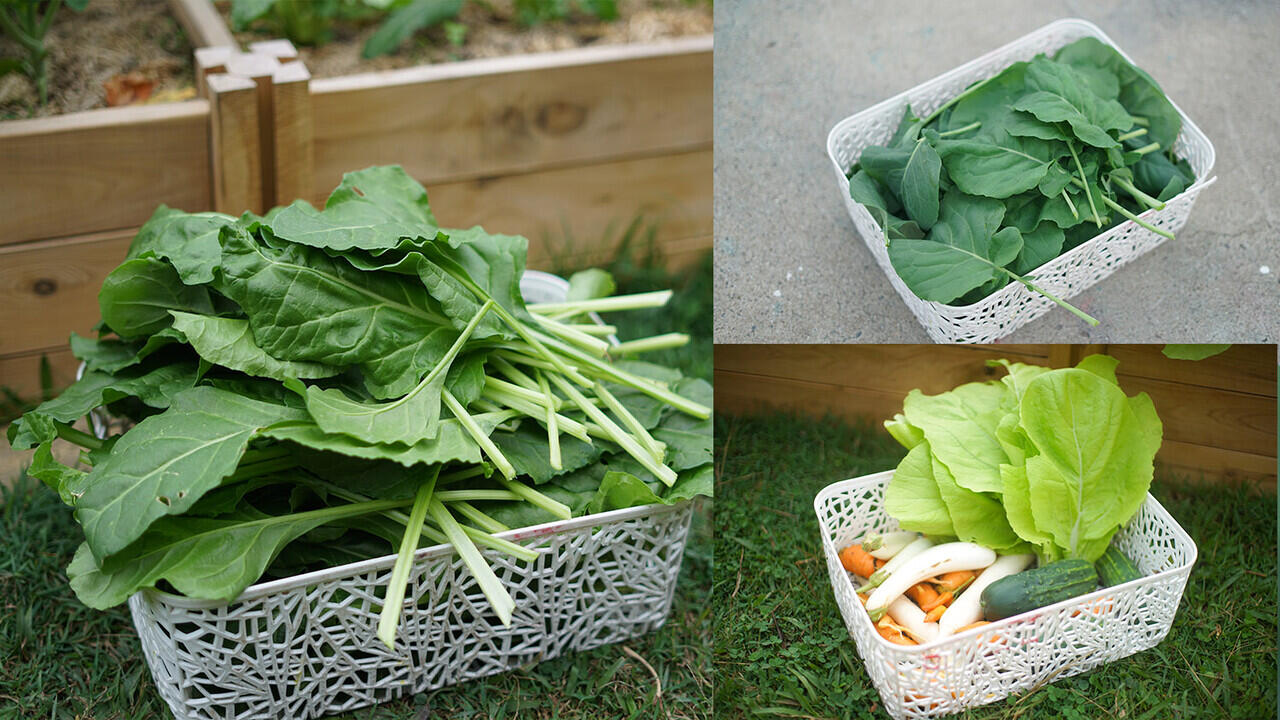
[846,38,1197,326]
[839,354,1160,644]
[7,166,712,649]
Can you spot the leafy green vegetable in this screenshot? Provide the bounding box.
[883,354,1161,564]
[847,37,1197,325]
[11,165,712,650]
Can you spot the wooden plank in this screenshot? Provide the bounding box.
[0,230,134,355]
[270,61,315,206]
[1111,375,1276,458]
[0,346,78,402]
[309,36,712,201]
[1109,344,1275,396]
[1156,441,1276,490]
[207,73,264,215]
[167,0,237,48]
[0,102,211,245]
[426,148,712,252]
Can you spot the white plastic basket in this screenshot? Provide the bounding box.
[814,471,1197,720]
[121,270,696,720]
[826,18,1218,343]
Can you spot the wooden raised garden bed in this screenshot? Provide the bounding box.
[0,0,711,401]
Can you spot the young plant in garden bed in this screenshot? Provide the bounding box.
[0,0,88,107]
[8,165,712,648]
[846,37,1197,326]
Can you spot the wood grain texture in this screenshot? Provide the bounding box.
[208,74,264,215]
[0,346,79,401]
[0,102,211,245]
[167,0,237,48]
[0,230,134,356]
[309,37,712,201]
[270,62,315,206]
[714,344,1276,485]
[427,148,711,253]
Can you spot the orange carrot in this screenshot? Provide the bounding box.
[875,557,886,569]
[906,582,940,609]
[876,624,917,646]
[839,544,877,578]
[933,570,977,593]
[954,621,990,633]
[923,604,947,623]
[920,590,953,613]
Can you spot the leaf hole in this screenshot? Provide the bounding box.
[157,495,171,506]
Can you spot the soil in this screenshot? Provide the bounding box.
[0,0,196,120]
[220,0,712,79]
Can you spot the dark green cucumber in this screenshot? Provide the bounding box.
[1095,545,1142,587]
[980,559,1098,620]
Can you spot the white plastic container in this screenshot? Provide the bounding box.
[122,271,696,720]
[826,18,1217,343]
[814,471,1197,719]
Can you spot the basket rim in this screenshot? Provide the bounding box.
[138,499,691,609]
[813,469,1199,655]
[824,16,1218,314]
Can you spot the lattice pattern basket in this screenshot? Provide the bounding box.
[825,18,1218,343]
[814,471,1197,720]
[122,271,696,720]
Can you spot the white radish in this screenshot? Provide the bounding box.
[865,542,997,622]
[937,553,1034,636]
[867,536,934,587]
[863,530,919,560]
[887,596,938,644]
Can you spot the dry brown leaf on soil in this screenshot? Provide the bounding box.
[103,72,155,107]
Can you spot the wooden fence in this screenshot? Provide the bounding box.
[715,344,1277,488]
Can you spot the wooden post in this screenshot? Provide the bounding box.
[270,61,314,206]
[206,73,262,215]
[193,46,235,99]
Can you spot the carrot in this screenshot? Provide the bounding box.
[875,557,886,569]
[933,570,977,593]
[920,590,953,613]
[923,604,947,623]
[954,621,990,633]
[905,582,939,609]
[876,624,917,646]
[839,544,877,578]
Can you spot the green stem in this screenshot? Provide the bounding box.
[494,476,572,520]
[1067,141,1104,228]
[1095,192,1176,240]
[998,267,1100,326]
[921,74,999,127]
[528,313,611,356]
[428,498,515,626]
[448,500,508,534]
[1117,127,1148,142]
[489,355,541,392]
[442,388,515,479]
[566,323,618,337]
[376,468,438,649]
[1133,142,1161,156]
[434,489,520,502]
[611,333,690,356]
[526,290,673,315]
[55,423,103,451]
[480,386,592,442]
[537,371,561,471]
[1112,174,1165,211]
[484,376,555,409]
[1130,116,1149,127]
[226,455,296,483]
[1060,188,1079,220]
[592,382,665,464]
[936,121,981,138]
[548,374,678,486]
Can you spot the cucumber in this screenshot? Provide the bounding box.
[980,559,1098,621]
[1095,545,1142,587]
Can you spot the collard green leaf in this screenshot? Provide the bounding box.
[888,192,1022,304]
[265,166,440,251]
[1055,37,1181,151]
[169,312,341,381]
[126,206,235,285]
[75,387,308,562]
[900,138,942,229]
[1013,57,1132,149]
[934,135,1058,199]
[99,258,215,339]
[1019,368,1162,560]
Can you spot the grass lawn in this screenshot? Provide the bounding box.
[713,412,1278,720]
[0,246,712,720]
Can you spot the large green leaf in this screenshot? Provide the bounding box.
[882,442,955,537]
[888,191,1022,304]
[902,380,1009,494]
[99,258,215,338]
[650,377,713,471]
[75,387,308,562]
[1012,57,1132,149]
[848,170,923,243]
[265,166,440,251]
[217,223,459,399]
[491,422,602,484]
[931,455,1024,551]
[169,312,341,381]
[126,206,235,285]
[586,465,712,514]
[900,138,942,229]
[1055,37,1181,151]
[1019,368,1162,560]
[68,498,408,608]
[934,135,1058,199]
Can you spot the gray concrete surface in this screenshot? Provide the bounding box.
[713,0,1280,343]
